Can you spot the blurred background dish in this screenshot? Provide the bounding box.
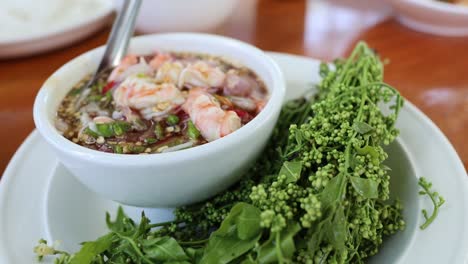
[387,0,468,36]
[114,0,238,34]
[0,0,114,59]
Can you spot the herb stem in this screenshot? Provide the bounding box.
[418,177,445,230]
[275,232,285,264]
[179,238,209,245]
[114,232,155,264]
[148,220,181,229]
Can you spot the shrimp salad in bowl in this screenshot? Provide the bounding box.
[56,52,268,154]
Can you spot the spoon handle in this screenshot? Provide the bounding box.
[97,0,142,73]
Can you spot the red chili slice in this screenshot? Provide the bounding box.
[102,81,115,94]
[233,109,248,119]
[232,109,254,123]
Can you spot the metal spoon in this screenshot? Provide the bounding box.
[75,0,141,109]
[88,0,142,88]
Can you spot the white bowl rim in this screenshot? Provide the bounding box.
[33,33,286,166]
[398,0,468,15]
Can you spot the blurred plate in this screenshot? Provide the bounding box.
[0,0,114,59]
[388,0,468,36]
[0,53,467,263]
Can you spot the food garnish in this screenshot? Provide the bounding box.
[37,42,446,264]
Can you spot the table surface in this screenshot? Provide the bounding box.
[0,0,467,177]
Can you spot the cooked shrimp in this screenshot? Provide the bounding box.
[108,55,137,82]
[108,56,154,83]
[179,61,225,88]
[155,61,184,85]
[113,76,185,120]
[150,53,172,69]
[183,88,241,142]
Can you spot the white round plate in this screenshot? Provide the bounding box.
[0,0,114,59]
[387,0,468,36]
[0,53,467,263]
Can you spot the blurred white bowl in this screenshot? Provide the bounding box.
[115,0,238,33]
[388,0,468,36]
[0,0,113,59]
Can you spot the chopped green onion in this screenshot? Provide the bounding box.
[112,121,131,136]
[114,145,123,154]
[96,123,114,137]
[187,120,200,140]
[145,138,157,144]
[166,114,180,126]
[84,127,99,138]
[154,122,164,139]
[133,119,148,131]
[131,145,145,153]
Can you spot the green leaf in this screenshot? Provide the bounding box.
[256,222,300,263]
[236,207,261,240]
[320,172,346,209]
[381,164,392,171]
[200,203,262,264]
[241,258,258,264]
[306,221,326,257]
[200,232,261,264]
[349,176,379,199]
[278,161,303,184]
[216,203,261,239]
[133,212,151,239]
[352,121,374,134]
[325,206,346,251]
[185,247,204,263]
[356,145,379,165]
[215,203,243,236]
[69,233,115,264]
[106,207,135,235]
[142,236,189,261]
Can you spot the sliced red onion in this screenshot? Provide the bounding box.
[93,116,114,124]
[112,110,124,120]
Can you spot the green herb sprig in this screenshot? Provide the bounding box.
[418,177,445,230]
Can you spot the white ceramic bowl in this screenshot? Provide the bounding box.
[388,0,468,36]
[115,0,238,33]
[33,33,285,207]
